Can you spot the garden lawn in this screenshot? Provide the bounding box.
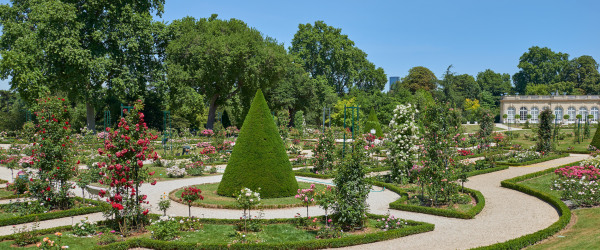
[462,125,505,134]
[518,172,562,199]
[527,207,600,250]
[171,182,327,209]
[0,188,17,199]
[507,127,596,151]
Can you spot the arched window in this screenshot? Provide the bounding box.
[531,107,539,123]
[592,107,599,122]
[567,107,576,122]
[507,107,516,123]
[519,107,528,122]
[579,107,588,122]
[554,107,563,122]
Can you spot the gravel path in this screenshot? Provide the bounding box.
[342,153,590,250]
[0,154,589,250]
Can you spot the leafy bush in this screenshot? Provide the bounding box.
[166,165,186,178]
[147,216,180,241]
[363,108,383,138]
[375,214,408,230]
[218,90,298,198]
[72,217,97,236]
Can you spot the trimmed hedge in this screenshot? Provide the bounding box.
[0,197,107,227]
[218,90,298,198]
[465,166,509,177]
[294,166,392,179]
[96,214,434,250]
[372,181,485,219]
[495,153,569,166]
[364,108,383,138]
[472,160,582,249]
[591,124,600,149]
[558,150,592,154]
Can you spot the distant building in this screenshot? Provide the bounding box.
[389,76,400,91]
[500,95,600,124]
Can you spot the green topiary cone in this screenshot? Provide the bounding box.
[590,125,600,150]
[217,89,298,198]
[363,108,383,138]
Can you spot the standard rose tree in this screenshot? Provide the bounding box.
[97,100,159,229]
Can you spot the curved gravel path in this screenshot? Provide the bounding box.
[0,154,589,250]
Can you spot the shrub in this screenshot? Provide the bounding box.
[147,216,179,241]
[166,165,186,178]
[96,100,158,228]
[591,123,600,149]
[181,186,203,218]
[72,217,97,236]
[388,104,420,183]
[363,108,383,138]
[537,109,553,153]
[312,128,335,173]
[29,97,76,210]
[218,90,298,198]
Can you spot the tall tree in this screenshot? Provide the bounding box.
[512,46,570,93]
[397,66,437,93]
[566,55,600,94]
[165,15,288,129]
[476,69,513,109]
[0,0,165,131]
[290,20,386,95]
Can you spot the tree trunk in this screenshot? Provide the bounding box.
[86,101,95,132]
[206,94,219,130]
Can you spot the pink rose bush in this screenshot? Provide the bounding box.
[554,165,600,207]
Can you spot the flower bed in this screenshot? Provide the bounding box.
[0,214,433,249]
[495,152,570,166]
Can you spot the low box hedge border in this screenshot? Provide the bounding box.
[558,150,592,154]
[97,214,434,250]
[0,214,434,250]
[472,160,582,249]
[0,197,107,227]
[465,166,509,177]
[495,153,570,166]
[373,181,485,219]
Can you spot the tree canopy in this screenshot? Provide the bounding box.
[165,14,288,129]
[290,20,386,95]
[397,66,437,93]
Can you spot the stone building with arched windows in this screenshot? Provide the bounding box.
[500,95,600,124]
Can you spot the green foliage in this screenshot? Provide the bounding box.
[290,21,386,95]
[148,217,180,241]
[312,129,336,173]
[363,108,383,137]
[0,198,106,227]
[294,111,305,136]
[221,110,232,129]
[590,123,600,149]
[218,90,298,198]
[478,109,494,144]
[165,15,288,130]
[537,109,553,153]
[29,97,75,210]
[398,66,437,93]
[333,139,371,229]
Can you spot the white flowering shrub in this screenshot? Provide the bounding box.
[387,104,420,182]
[166,165,186,178]
[72,217,97,236]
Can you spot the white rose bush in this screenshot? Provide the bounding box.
[387,104,420,183]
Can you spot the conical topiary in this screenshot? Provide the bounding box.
[217,89,298,198]
[221,109,232,128]
[590,125,600,150]
[363,108,383,138]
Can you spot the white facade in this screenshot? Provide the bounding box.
[500,95,600,124]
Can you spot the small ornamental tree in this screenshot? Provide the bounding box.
[333,138,371,230]
[221,110,232,129]
[584,115,592,139]
[537,109,553,153]
[478,109,494,146]
[591,120,600,150]
[180,186,204,218]
[97,100,159,228]
[29,97,76,210]
[418,103,462,205]
[388,104,420,183]
[312,128,335,173]
[236,187,261,232]
[294,111,305,137]
[295,184,316,218]
[363,108,383,138]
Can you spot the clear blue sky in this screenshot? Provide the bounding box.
[1,0,599,91]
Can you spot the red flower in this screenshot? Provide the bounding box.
[151,180,157,185]
[142,209,149,215]
[149,171,155,176]
[111,202,124,210]
[99,189,106,197]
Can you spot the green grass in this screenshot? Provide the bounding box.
[171,182,327,209]
[518,173,562,199]
[0,188,16,199]
[506,127,596,151]
[462,124,505,134]
[177,223,316,244]
[527,208,600,250]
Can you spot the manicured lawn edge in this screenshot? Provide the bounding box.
[465,166,509,177]
[558,150,592,154]
[372,181,485,219]
[98,214,434,250]
[0,197,107,226]
[472,160,582,249]
[496,153,570,166]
